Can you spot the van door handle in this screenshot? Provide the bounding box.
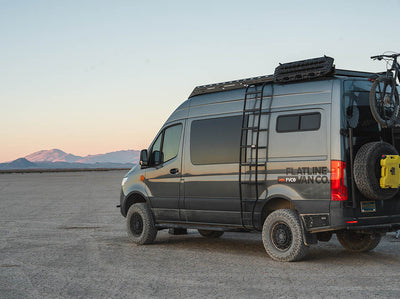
[170,168,179,175]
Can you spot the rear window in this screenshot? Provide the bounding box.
[344,80,379,130]
[277,113,321,133]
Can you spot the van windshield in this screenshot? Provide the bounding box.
[343,80,379,131]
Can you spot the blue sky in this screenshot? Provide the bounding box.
[1,0,400,162]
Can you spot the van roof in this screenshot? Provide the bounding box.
[189,56,380,98]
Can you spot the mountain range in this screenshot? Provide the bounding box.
[0,149,140,171]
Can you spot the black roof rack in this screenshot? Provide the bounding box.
[189,75,274,98]
[189,57,378,98]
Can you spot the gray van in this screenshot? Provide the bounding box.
[119,57,400,261]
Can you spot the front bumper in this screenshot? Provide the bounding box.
[119,189,126,217]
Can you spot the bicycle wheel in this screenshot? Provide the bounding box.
[369,77,400,128]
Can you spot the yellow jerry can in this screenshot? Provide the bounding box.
[380,155,400,188]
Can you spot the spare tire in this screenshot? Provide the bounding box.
[354,141,399,200]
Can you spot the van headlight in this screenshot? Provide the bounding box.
[121,177,128,186]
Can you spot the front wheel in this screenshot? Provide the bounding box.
[336,231,381,252]
[126,203,157,245]
[262,209,308,262]
[369,77,400,128]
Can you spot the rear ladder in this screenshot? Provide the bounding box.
[239,83,274,229]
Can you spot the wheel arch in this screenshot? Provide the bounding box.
[259,196,297,226]
[122,191,149,217]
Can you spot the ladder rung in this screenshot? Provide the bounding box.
[240,145,267,149]
[242,126,258,130]
[241,127,268,132]
[244,108,261,112]
[241,127,268,131]
[241,162,266,166]
[244,110,270,115]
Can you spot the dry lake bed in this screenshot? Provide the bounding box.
[1,170,399,298]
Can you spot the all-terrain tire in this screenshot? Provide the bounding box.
[336,231,381,252]
[262,209,308,262]
[369,77,400,128]
[126,203,157,245]
[198,229,224,238]
[353,142,399,200]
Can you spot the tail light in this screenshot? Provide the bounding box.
[331,160,348,201]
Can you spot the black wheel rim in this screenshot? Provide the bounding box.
[271,222,292,251]
[130,213,143,236]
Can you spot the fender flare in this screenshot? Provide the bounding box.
[121,190,151,217]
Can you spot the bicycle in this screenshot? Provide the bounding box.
[369,53,400,128]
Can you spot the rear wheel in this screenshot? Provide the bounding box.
[197,229,224,238]
[262,209,308,262]
[370,77,400,128]
[337,231,381,252]
[126,203,157,245]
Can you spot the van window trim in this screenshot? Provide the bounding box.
[276,112,321,133]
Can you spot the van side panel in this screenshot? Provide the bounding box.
[265,80,333,226]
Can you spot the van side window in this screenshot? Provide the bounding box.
[151,133,163,165]
[150,124,182,165]
[163,125,183,162]
[276,112,321,133]
[190,115,242,165]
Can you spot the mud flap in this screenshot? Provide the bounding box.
[300,218,318,246]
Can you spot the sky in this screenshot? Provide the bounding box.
[1,0,400,162]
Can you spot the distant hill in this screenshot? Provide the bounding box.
[6,158,37,169]
[76,150,140,164]
[0,149,140,171]
[25,149,81,163]
[25,149,140,164]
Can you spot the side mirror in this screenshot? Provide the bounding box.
[151,150,164,165]
[139,149,148,167]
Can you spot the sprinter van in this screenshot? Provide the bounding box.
[119,57,400,261]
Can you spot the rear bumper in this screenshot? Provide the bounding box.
[345,214,400,231]
[305,212,400,232]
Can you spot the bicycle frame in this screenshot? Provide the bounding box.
[369,53,400,127]
[372,53,400,98]
[392,57,400,85]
